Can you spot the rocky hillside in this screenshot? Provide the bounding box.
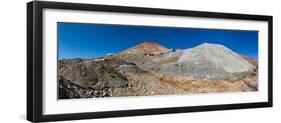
[59,58,131,97]
[59,76,98,99]
[241,55,258,67]
[58,42,258,99]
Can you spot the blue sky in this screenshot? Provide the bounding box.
[58,22,258,59]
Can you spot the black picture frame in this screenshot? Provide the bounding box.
[27,1,273,122]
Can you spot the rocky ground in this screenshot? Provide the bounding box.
[58,42,258,99]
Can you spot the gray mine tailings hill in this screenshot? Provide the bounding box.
[157,43,256,80]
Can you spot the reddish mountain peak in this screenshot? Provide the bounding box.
[120,41,169,55]
[137,41,165,48]
[141,41,158,45]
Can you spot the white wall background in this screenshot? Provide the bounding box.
[0,0,280,122]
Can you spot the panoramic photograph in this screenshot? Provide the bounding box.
[57,22,258,99]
